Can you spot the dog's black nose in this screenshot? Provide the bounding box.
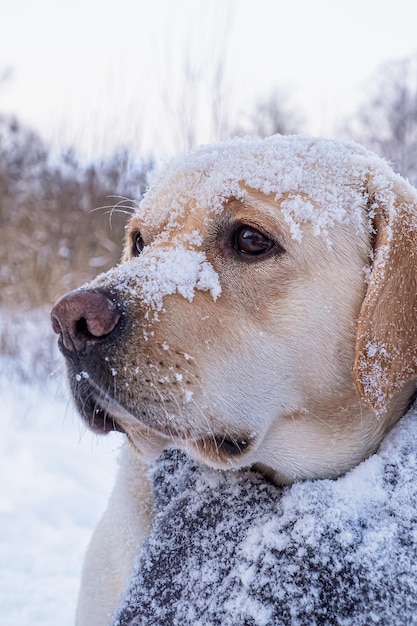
[51,289,121,355]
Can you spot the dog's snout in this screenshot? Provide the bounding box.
[51,289,121,355]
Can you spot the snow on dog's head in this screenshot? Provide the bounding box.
[54,134,417,485]
[136,135,396,243]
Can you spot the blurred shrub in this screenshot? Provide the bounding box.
[0,307,61,382]
[344,55,417,185]
[0,115,152,309]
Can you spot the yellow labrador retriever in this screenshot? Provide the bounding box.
[51,135,417,625]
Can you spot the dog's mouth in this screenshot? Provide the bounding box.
[69,371,133,435]
[76,391,126,435]
[199,435,250,457]
[70,371,253,463]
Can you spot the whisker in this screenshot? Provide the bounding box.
[301,408,338,433]
[89,195,138,228]
[90,205,135,215]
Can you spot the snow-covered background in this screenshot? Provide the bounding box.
[0,309,124,625]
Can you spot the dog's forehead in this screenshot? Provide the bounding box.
[135,135,393,243]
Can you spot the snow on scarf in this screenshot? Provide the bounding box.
[112,400,417,626]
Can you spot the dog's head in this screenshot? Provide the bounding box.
[51,136,417,484]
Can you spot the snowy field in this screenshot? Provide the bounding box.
[0,309,124,625]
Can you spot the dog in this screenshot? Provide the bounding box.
[51,135,417,625]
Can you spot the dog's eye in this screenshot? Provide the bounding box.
[132,232,145,256]
[233,226,274,257]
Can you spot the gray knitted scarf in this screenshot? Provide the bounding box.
[113,401,417,626]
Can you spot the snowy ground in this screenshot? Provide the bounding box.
[0,309,124,625]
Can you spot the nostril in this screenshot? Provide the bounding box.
[51,289,122,355]
[75,317,94,339]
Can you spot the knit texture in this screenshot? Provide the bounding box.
[113,401,417,626]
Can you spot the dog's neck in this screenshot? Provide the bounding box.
[256,380,416,487]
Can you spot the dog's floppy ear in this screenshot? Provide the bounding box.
[354,173,417,413]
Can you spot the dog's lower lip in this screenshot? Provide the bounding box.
[80,399,126,435]
[196,435,251,457]
[70,373,126,434]
[215,436,249,455]
[89,407,126,434]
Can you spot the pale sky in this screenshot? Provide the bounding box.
[1,0,417,159]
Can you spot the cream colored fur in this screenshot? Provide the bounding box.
[69,140,417,625]
[75,447,153,625]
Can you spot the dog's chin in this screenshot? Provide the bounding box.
[72,389,171,460]
[69,376,255,466]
